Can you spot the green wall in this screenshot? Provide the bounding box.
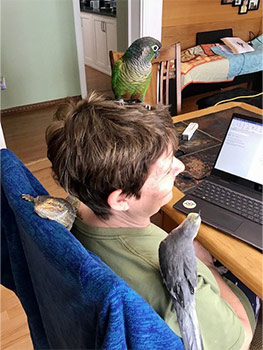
[1,0,81,110]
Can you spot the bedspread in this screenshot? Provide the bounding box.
[180,44,231,89]
[211,35,263,79]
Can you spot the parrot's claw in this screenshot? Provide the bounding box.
[143,103,151,110]
[117,98,125,106]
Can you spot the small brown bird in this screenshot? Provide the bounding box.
[22,194,77,230]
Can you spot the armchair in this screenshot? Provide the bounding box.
[1,149,183,349]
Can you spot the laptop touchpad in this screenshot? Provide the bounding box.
[201,205,243,232]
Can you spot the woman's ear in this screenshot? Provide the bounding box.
[107,189,130,211]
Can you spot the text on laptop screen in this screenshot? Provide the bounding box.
[214,116,263,185]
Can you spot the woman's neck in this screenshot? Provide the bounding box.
[78,202,150,229]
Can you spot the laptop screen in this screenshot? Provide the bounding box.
[214,115,263,185]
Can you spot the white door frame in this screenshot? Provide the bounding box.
[128,0,162,46]
[0,123,7,149]
[139,0,162,41]
[72,0,87,99]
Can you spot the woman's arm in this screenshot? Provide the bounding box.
[194,240,253,350]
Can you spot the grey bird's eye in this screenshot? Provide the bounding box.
[152,44,159,52]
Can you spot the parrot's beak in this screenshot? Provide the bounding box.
[155,50,161,59]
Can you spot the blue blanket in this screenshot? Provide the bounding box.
[211,35,263,79]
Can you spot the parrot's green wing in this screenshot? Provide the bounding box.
[137,72,152,102]
[112,58,124,100]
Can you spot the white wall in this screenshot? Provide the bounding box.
[72,0,87,99]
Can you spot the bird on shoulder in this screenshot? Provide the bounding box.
[159,212,203,350]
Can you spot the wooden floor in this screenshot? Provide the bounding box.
[1,67,261,349]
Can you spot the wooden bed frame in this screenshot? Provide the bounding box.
[181,71,262,99]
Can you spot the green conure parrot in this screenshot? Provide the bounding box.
[159,213,203,350]
[111,36,161,104]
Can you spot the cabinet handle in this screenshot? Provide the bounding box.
[101,21,106,32]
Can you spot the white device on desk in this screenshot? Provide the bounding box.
[182,122,198,141]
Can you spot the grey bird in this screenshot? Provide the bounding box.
[159,213,203,350]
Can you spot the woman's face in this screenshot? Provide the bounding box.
[128,148,185,218]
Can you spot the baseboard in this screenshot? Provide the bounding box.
[26,157,52,172]
[1,95,81,116]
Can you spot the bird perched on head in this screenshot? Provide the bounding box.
[159,212,203,350]
[111,36,161,105]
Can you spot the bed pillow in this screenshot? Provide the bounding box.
[200,43,218,56]
[181,45,205,62]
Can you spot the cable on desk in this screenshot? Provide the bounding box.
[174,149,185,158]
[179,171,210,181]
[214,92,263,106]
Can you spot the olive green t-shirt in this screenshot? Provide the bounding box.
[72,218,254,350]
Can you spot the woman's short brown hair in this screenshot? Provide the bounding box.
[46,91,178,219]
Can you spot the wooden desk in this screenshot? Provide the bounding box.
[162,102,263,298]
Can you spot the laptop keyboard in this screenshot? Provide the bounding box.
[191,180,262,224]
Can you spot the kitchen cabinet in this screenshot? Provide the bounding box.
[81,14,95,67]
[81,12,117,75]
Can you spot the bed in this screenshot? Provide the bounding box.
[179,29,263,99]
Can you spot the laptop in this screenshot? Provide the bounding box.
[173,113,263,250]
